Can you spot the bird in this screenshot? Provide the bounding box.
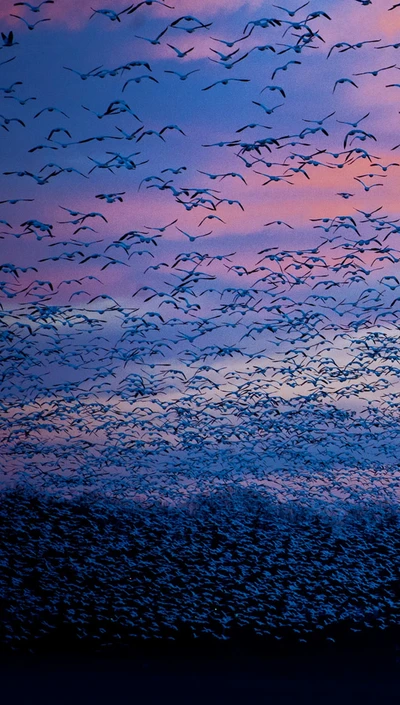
[333,78,358,93]
[167,44,194,58]
[353,64,397,77]
[127,0,174,13]
[95,192,125,203]
[136,130,165,143]
[122,76,159,91]
[160,124,186,136]
[210,32,252,48]
[202,78,250,91]
[169,15,211,30]
[338,39,381,54]
[176,227,213,242]
[343,129,377,149]
[252,101,284,115]
[235,123,272,133]
[164,69,200,80]
[135,28,168,45]
[161,166,187,174]
[303,112,335,126]
[63,65,104,81]
[13,1,54,9]
[337,113,370,128]
[354,177,383,192]
[0,81,22,94]
[264,221,293,229]
[250,44,276,55]
[90,7,131,22]
[0,114,25,130]
[144,219,178,232]
[10,14,51,30]
[327,42,353,58]
[209,52,250,69]
[370,162,399,171]
[0,198,34,205]
[271,60,301,80]
[210,47,240,62]
[260,85,286,97]
[34,106,69,118]
[198,214,225,226]
[272,3,309,17]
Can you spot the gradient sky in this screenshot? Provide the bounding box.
[1,0,400,505]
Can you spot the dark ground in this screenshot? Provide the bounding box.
[2,647,400,704]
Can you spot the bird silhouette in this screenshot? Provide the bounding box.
[10,14,51,30]
[13,1,54,10]
[333,78,358,93]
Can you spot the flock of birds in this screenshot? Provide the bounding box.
[1,486,399,648]
[1,1,400,506]
[1,0,400,651]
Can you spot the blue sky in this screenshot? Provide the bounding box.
[1,0,400,504]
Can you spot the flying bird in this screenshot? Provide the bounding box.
[271,60,301,80]
[164,69,200,80]
[90,7,131,21]
[333,78,358,93]
[13,1,54,10]
[10,14,51,29]
[353,64,397,77]
[202,78,250,91]
[272,3,309,17]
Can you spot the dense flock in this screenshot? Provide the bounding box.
[1,0,400,650]
[1,487,399,651]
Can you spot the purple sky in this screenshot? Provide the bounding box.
[1,0,400,505]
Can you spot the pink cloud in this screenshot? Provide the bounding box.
[0,0,134,30]
[0,0,263,31]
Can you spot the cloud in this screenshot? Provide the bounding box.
[0,0,263,31]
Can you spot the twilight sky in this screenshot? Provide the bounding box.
[2,0,400,506]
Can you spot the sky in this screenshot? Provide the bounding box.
[1,0,400,505]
